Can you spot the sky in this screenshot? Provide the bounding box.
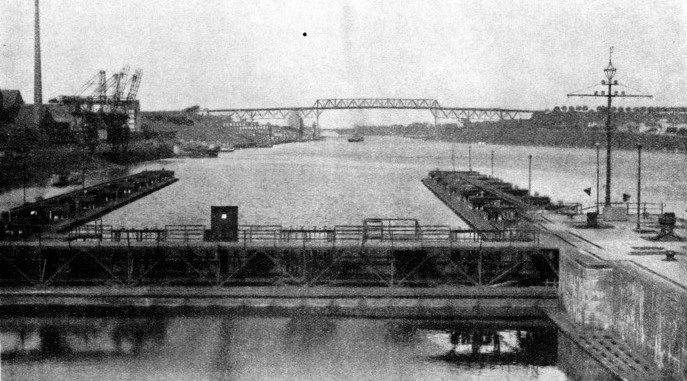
[2,0,687,127]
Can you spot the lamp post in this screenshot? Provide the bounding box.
[636,143,642,230]
[595,142,600,213]
[491,150,494,177]
[528,154,532,195]
[468,144,472,172]
[567,47,652,207]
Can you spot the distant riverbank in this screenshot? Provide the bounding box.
[346,124,687,153]
[440,125,687,152]
[0,138,174,192]
[141,111,308,150]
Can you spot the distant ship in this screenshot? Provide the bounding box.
[348,134,364,143]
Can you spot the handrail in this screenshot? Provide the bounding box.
[579,202,665,216]
[52,223,541,246]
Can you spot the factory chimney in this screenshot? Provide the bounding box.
[34,0,42,106]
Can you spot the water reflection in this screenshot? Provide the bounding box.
[1,316,167,362]
[0,311,623,380]
[283,314,337,353]
[431,326,558,366]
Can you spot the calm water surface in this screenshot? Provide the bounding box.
[3,136,686,225]
[3,136,685,225]
[1,313,585,381]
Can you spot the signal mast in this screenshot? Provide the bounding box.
[567,47,651,207]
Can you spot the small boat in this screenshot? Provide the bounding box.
[348,134,364,143]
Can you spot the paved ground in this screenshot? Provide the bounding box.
[539,211,687,289]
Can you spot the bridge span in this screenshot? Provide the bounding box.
[206,98,535,137]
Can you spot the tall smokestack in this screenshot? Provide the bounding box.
[34,0,42,106]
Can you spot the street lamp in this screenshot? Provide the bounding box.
[528,154,532,195]
[491,150,494,177]
[636,143,642,231]
[567,47,652,208]
[468,144,472,172]
[595,142,600,213]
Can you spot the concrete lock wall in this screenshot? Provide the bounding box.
[608,264,687,380]
[558,245,614,328]
[559,246,687,380]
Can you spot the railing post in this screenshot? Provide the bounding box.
[477,248,483,285]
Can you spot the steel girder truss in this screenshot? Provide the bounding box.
[0,244,558,288]
[207,98,534,122]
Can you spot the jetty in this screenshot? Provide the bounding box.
[1,170,177,238]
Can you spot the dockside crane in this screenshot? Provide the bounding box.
[113,65,130,103]
[126,69,142,101]
[50,65,142,112]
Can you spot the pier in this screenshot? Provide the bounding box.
[0,170,177,238]
[422,170,552,231]
[422,170,687,380]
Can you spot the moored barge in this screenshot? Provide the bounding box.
[1,170,178,238]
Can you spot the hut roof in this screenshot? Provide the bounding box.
[1,90,23,110]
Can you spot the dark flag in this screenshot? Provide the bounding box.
[583,187,592,196]
[622,193,631,202]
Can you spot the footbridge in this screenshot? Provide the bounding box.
[206,98,535,137]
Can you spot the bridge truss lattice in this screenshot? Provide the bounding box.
[206,98,535,137]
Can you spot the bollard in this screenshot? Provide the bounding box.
[664,251,677,262]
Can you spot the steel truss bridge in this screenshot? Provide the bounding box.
[206,98,535,137]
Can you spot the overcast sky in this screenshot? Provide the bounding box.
[2,0,687,126]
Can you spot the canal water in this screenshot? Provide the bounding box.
[2,135,672,380]
[3,136,686,226]
[1,311,618,381]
